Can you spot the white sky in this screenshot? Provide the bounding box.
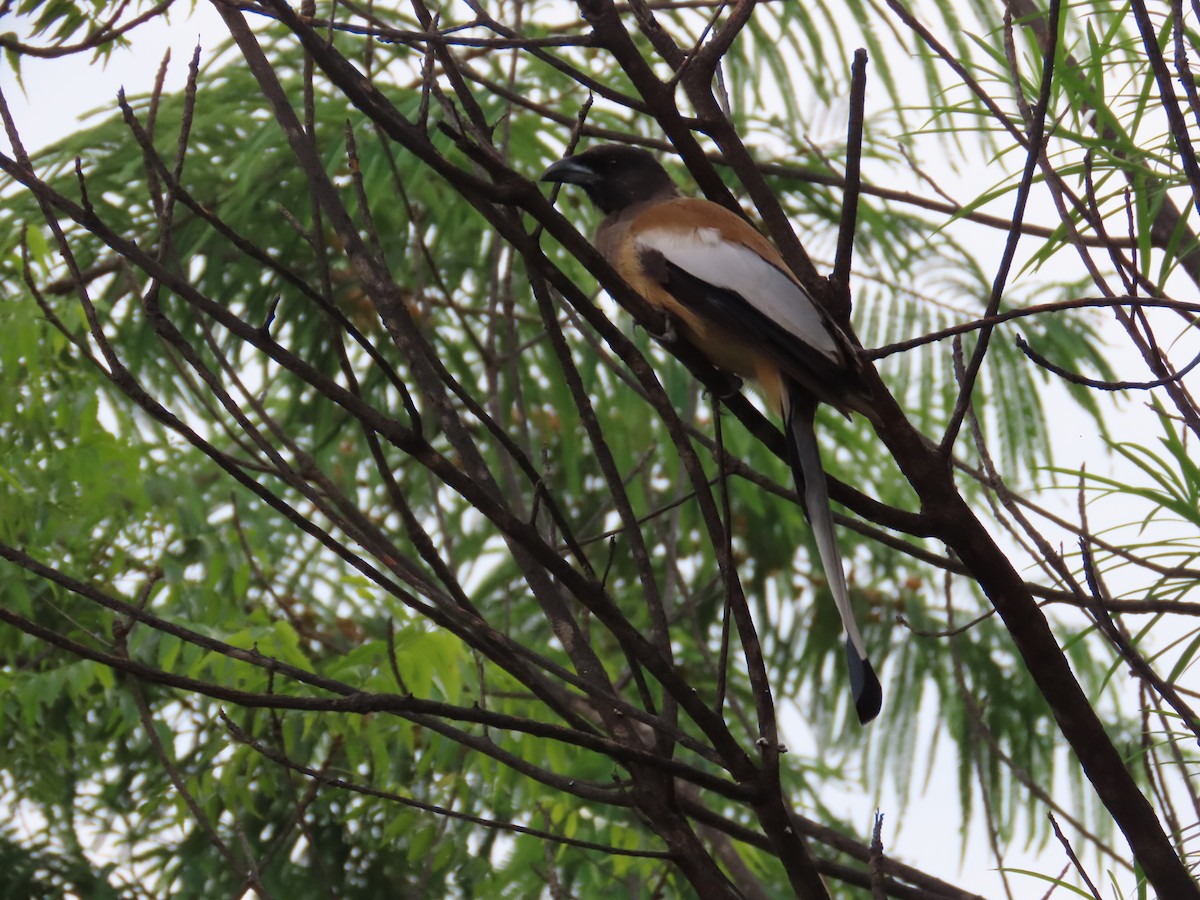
[2,2,1196,898]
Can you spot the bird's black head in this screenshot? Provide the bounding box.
[541,144,678,215]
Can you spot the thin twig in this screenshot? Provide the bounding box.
[1017,334,1200,391]
[833,49,868,295]
[1048,813,1103,900]
[220,712,673,858]
[939,0,1062,456]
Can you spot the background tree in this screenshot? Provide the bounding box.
[1,0,1198,896]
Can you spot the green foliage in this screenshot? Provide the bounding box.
[0,0,1195,896]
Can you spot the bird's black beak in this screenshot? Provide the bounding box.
[540,157,599,186]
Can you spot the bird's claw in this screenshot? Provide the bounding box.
[707,372,743,400]
[647,312,678,346]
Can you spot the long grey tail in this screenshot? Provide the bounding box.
[783,387,882,725]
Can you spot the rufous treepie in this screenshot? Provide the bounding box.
[543,143,882,724]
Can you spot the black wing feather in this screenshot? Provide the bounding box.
[643,249,855,409]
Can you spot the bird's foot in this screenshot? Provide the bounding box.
[646,311,678,346]
[706,372,744,400]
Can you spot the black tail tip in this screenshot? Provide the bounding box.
[854,661,882,724]
[846,639,882,724]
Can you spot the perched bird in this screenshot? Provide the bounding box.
[542,143,882,724]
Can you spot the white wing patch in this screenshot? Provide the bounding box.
[634,228,840,362]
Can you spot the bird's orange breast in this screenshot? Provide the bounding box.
[607,198,792,412]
